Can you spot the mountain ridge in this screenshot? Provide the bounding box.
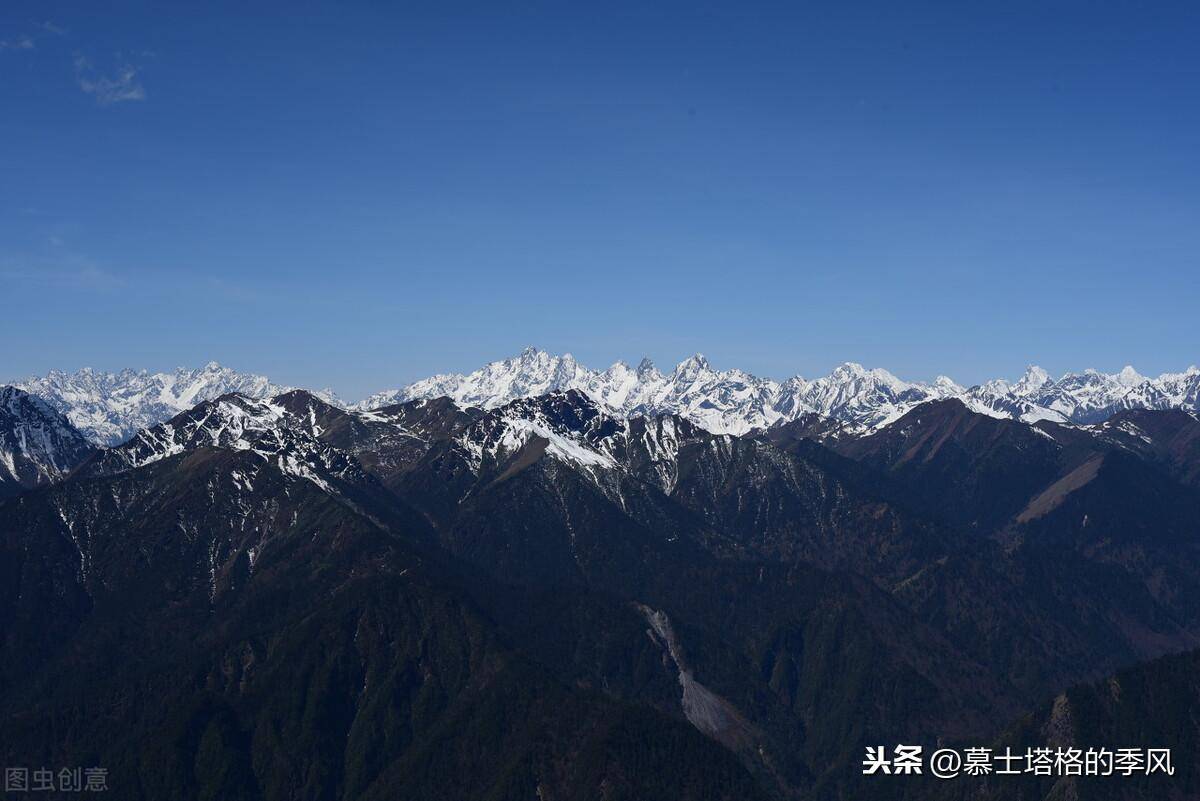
[10,348,1200,445]
[4,382,1200,798]
[0,386,98,498]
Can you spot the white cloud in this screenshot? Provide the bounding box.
[1,20,64,53]
[0,36,35,52]
[74,55,146,105]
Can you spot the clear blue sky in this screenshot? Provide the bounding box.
[3,1,1198,398]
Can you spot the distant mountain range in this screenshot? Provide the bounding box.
[11,362,339,445]
[10,348,1200,445]
[3,377,1200,799]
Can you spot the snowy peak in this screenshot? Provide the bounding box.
[14,363,295,446]
[357,350,1200,435]
[88,391,369,494]
[360,347,588,412]
[636,357,661,380]
[673,353,713,378]
[773,361,958,431]
[933,375,965,394]
[453,390,620,476]
[15,354,1200,445]
[446,389,714,498]
[96,393,289,470]
[828,362,869,380]
[0,386,97,496]
[361,350,786,435]
[1029,368,1147,424]
[1012,365,1052,396]
[1116,365,1146,387]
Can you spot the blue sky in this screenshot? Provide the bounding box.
[2,1,1198,398]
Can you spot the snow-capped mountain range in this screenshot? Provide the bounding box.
[8,348,1200,446]
[357,347,1200,434]
[11,362,339,446]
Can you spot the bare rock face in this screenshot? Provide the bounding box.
[0,385,96,498]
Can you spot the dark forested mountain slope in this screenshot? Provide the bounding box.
[1089,408,1200,487]
[2,388,1199,801]
[832,399,1082,532]
[0,438,764,801]
[916,647,1200,801]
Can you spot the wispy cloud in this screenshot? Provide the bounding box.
[36,20,67,36]
[0,35,35,52]
[74,54,146,105]
[0,262,125,293]
[1,19,65,52]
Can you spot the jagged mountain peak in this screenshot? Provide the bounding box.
[356,350,1200,436]
[1013,365,1052,395]
[1117,364,1146,386]
[826,361,908,387]
[15,352,1200,446]
[2,384,57,419]
[508,345,579,373]
[272,387,340,415]
[438,388,726,502]
[0,385,98,497]
[104,393,290,466]
[84,391,374,496]
[933,375,965,393]
[674,353,713,374]
[636,356,660,377]
[452,390,619,477]
[829,361,868,378]
[13,363,294,446]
